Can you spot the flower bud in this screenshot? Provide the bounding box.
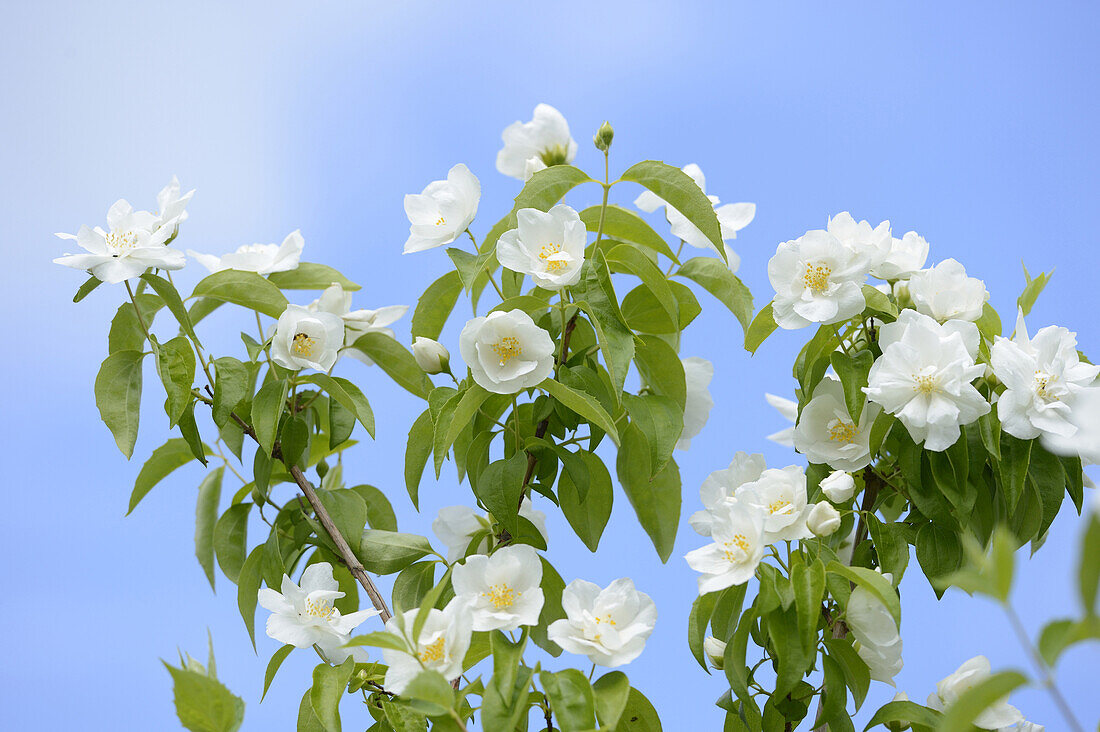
[412,337,450,374]
[703,636,726,669]
[807,502,842,537]
[886,692,911,730]
[593,121,614,152]
[820,470,856,503]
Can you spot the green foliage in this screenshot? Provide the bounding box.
[164,653,244,732]
[191,269,289,318]
[268,263,360,291]
[95,350,145,458]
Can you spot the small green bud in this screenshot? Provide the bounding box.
[593,121,614,151]
[316,459,329,479]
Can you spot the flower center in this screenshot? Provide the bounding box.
[767,499,792,515]
[722,534,751,562]
[913,373,939,394]
[828,419,860,444]
[1035,371,1056,400]
[802,263,832,294]
[292,332,316,358]
[539,145,570,166]
[434,216,446,226]
[105,230,139,253]
[304,597,335,621]
[419,636,446,664]
[492,336,523,367]
[482,583,519,610]
[539,242,567,273]
[595,613,616,626]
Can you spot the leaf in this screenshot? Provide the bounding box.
[411,270,462,340]
[195,467,224,590]
[863,700,942,731]
[328,397,355,450]
[302,373,375,438]
[688,591,719,672]
[830,350,874,423]
[1017,266,1053,316]
[96,350,145,458]
[357,530,434,574]
[261,645,294,702]
[824,638,870,712]
[623,393,682,476]
[828,562,901,626]
[310,658,355,732]
[620,280,701,334]
[616,424,681,562]
[129,438,206,514]
[1081,514,1100,615]
[251,379,289,456]
[214,503,251,583]
[267,263,360,291]
[539,669,596,732]
[348,332,431,399]
[384,700,427,732]
[164,662,245,732]
[620,160,724,252]
[139,273,202,347]
[237,545,264,648]
[73,274,102,302]
[178,400,208,465]
[573,249,635,396]
[1037,615,1100,666]
[633,334,686,409]
[404,410,433,509]
[998,434,1033,512]
[540,378,620,445]
[938,670,1027,732]
[674,256,754,330]
[191,270,289,318]
[915,523,962,595]
[976,301,1003,341]
[744,303,778,353]
[860,284,898,319]
[212,357,249,428]
[791,558,826,653]
[435,384,491,470]
[592,671,630,729]
[351,484,398,532]
[605,243,680,327]
[391,562,436,614]
[156,336,197,425]
[474,454,528,538]
[557,450,613,552]
[317,488,369,555]
[617,687,663,731]
[579,204,681,262]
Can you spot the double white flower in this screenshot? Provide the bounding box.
[927,656,1023,729]
[496,104,578,181]
[402,163,481,254]
[634,163,755,257]
[1042,386,1100,464]
[496,205,586,289]
[451,544,544,632]
[458,310,555,394]
[794,377,882,471]
[846,573,903,684]
[271,304,345,372]
[678,357,715,450]
[908,258,989,323]
[864,310,990,451]
[382,601,473,695]
[688,451,767,537]
[431,502,548,563]
[188,230,304,275]
[308,283,407,366]
[827,212,892,273]
[991,310,1099,441]
[547,578,657,667]
[685,502,768,593]
[257,563,380,664]
[874,230,929,281]
[768,229,869,330]
[739,465,813,542]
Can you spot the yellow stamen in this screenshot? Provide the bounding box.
[419,637,446,664]
[803,263,832,293]
[492,336,522,367]
[1035,371,1055,400]
[435,216,446,226]
[481,584,519,610]
[292,332,316,358]
[767,499,792,515]
[828,420,859,444]
[105,231,139,251]
[722,534,751,562]
[595,613,616,626]
[304,597,335,621]
[539,242,567,273]
[913,374,938,394]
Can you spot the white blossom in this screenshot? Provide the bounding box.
[271,304,345,372]
[908,259,988,323]
[999,723,1044,732]
[496,205,586,289]
[874,230,929,280]
[703,636,727,670]
[412,337,450,374]
[820,470,857,503]
[1042,386,1100,464]
[768,229,869,330]
[458,310,555,394]
[55,197,187,284]
[765,393,798,447]
[689,452,767,537]
[864,309,990,451]
[927,656,1023,729]
[634,163,755,253]
[308,283,407,366]
[807,502,841,537]
[685,503,768,593]
[827,212,891,272]
[188,230,304,275]
[547,578,657,667]
[991,310,1099,441]
[257,563,379,664]
[794,377,882,471]
[738,465,812,542]
[382,602,473,694]
[402,164,481,254]
[431,502,547,563]
[847,574,903,684]
[154,175,195,233]
[496,104,577,180]
[677,357,715,450]
[451,544,544,632]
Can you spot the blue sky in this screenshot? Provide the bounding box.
[3,1,1098,728]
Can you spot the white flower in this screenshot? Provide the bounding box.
[402,164,481,254]
[1042,386,1100,464]
[523,157,548,181]
[257,563,380,664]
[927,656,1023,729]
[723,244,742,274]
[688,451,767,537]
[677,357,715,450]
[768,229,869,330]
[827,212,892,271]
[874,231,929,280]
[458,310,555,394]
[685,503,768,593]
[1000,723,1044,732]
[908,259,989,323]
[807,502,841,537]
[271,304,345,372]
[155,175,195,232]
[765,393,798,447]
[432,501,548,563]
[54,198,186,284]
[634,163,755,253]
[188,230,304,275]
[739,465,812,542]
[547,578,657,667]
[382,601,473,694]
[496,205,586,289]
[496,104,578,180]
[412,337,450,374]
[794,377,882,471]
[820,470,857,503]
[308,283,407,366]
[703,636,727,670]
[991,310,1099,441]
[451,545,544,632]
[864,309,990,451]
[847,575,903,684]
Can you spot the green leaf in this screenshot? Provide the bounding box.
[129,438,206,514]
[573,249,635,396]
[214,503,251,584]
[540,669,596,732]
[404,410,433,509]
[915,523,963,593]
[976,301,1003,341]
[317,488,369,555]
[688,591,719,672]
[384,700,427,732]
[865,516,910,581]
[978,410,1002,461]
[620,280,701,334]
[1017,265,1053,317]
[357,530,434,574]
[164,662,245,732]
[268,263,360,291]
[327,397,354,450]
[674,256,754,331]
[828,562,901,626]
[212,357,249,428]
[863,700,942,730]
[297,688,325,732]
[156,335,197,425]
[618,687,663,731]
[475,454,528,538]
[791,558,826,653]
[744,303,777,353]
[345,630,410,652]
[558,450,613,552]
[606,243,680,328]
[623,393,682,477]
[348,332,431,399]
[1081,514,1100,615]
[261,645,294,702]
[1028,445,1067,540]
[140,273,202,347]
[938,670,1027,732]
[73,274,102,302]
[191,270,289,318]
[633,334,686,409]
[391,562,436,614]
[178,399,208,465]
[540,378,620,445]
[483,165,595,254]
[237,545,264,648]
[302,373,375,437]
[860,284,898,319]
[616,424,680,562]
[195,467,224,590]
[998,435,1033,512]
[824,638,870,712]
[579,204,681,262]
[310,658,355,732]
[435,384,491,470]
[351,484,398,532]
[830,350,874,423]
[251,379,289,456]
[109,293,162,353]
[621,160,724,252]
[592,671,630,728]
[411,270,463,340]
[1037,615,1100,666]
[402,670,455,716]
[96,350,146,458]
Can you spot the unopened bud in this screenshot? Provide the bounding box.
[703,636,726,669]
[807,502,842,537]
[412,337,450,375]
[820,470,856,503]
[593,121,614,152]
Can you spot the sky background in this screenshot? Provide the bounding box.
[3,1,1099,729]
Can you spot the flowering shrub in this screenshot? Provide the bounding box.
[56,104,1098,731]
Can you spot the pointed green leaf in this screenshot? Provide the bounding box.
[195,467,224,590]
[267,263,360,291]
[674,256,754,330]
[621,160,724,253]
[191,269,289,318]
[348,332,431,399]
[96,350,146,458]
